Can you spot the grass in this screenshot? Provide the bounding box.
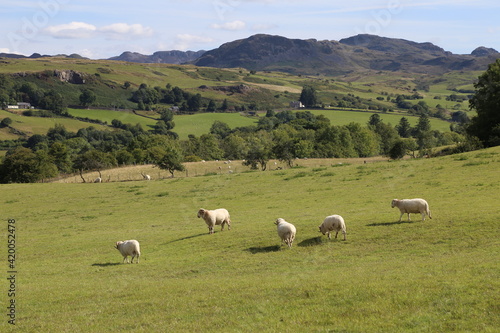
[0,146,499,332]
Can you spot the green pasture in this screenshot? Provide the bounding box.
[0,110,108,140]
[164,112,259,139]
[309,109,452,132]
[1,146,499,332]
[66,108,157,129]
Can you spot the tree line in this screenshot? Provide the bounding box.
[0,110,465,183]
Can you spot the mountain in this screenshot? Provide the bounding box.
[191,34,500,75]
[108,50,205,64]
[0,52,88,59]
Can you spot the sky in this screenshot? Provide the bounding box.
[1,0,499,59]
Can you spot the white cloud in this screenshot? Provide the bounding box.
[43,22,153,40]
[252,23,279,31]
[44,22,97,39]
[99,23,153,39]
[211,20,246,31]
[174,34,215,51]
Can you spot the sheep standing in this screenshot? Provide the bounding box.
[94,177,102,183]
[197,208,231,234]
[140,172,151,181]
[115,240,141,263]
[275,218,296,248]
[391,198,432,222]
[318,215,346,240]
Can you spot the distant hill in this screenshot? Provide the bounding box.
[0,52,88,59]
[108,50,205,64]
[191,34,500,75]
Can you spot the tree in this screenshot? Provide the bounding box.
[368,114,382,128]
[414,114,434,154]
[79,89,96,108]
[396,117,412,138]
[220,99,229,111]
[40,90,66,114]
[152,144,185,177]
[49,142,72,173]
[467,59,500,146]
[72,150,116,182]
[0,117,12,128]
[243,131,273,170]
[0,147,57,183]
[206,100,216,112]
[187,93,202,111]
[210,121,231,139]
[299,86,318,107]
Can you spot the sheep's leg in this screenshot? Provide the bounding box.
[398,212,404,222]
[407,213,411,221]
[335,231,339,239]
[123,256,128,264]
[327,232,331,240]
[421,212,425,221]
[342,232,347,241]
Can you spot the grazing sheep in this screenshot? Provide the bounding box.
[140,172,151,181]
[391,198,432,222]
[115,240,141,263]
[197,208,231,234]
[318,215,346,240]
[275,218,296,248]
[94,177,102,183]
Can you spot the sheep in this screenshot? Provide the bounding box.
[197,208,231,234]
[115,240,141,263]
[391,198,432,222]
[94,177,102,183]
[140,172,151,181]
[318,215,347,240]
[275,218,296,248]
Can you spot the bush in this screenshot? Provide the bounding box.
[0,117,12,127]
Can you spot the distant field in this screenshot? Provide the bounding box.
[67,108,157,129]
[0,109,109,140]
[1,146,498,331]
[309,109,452,132]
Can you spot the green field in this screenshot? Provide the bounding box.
[0,109,109,140]
[310,109,452,132]
[1,146,498,332]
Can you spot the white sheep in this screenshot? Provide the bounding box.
[391,198,432,222]
[115,240,141,263]
[197,208,232,234]
[318,215,346,240]
[94,177,102,183]
[141,172,151,181]
[275,218,296,248]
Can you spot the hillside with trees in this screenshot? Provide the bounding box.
[0,41,498,183]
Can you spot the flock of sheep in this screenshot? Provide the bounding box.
[115,198,432,263]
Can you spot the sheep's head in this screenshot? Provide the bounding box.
[318,226,325,234]
[275,218,285,226]
[115,241,123,249]
[391,199,398,208]
[197,209,205,218]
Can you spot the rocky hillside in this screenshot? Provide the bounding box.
[191,34,499,75]
[108,50,205,64]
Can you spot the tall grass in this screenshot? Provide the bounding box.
[1,146,498,332]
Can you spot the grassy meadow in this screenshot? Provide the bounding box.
[1,146,499,332]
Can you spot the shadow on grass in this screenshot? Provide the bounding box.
[367,220,415,227]
[246,245,281,254]
[91,262,121,267]
[297,236,324,247]
[163,233,206,244]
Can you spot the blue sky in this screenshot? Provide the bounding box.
[1,0,499,59]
